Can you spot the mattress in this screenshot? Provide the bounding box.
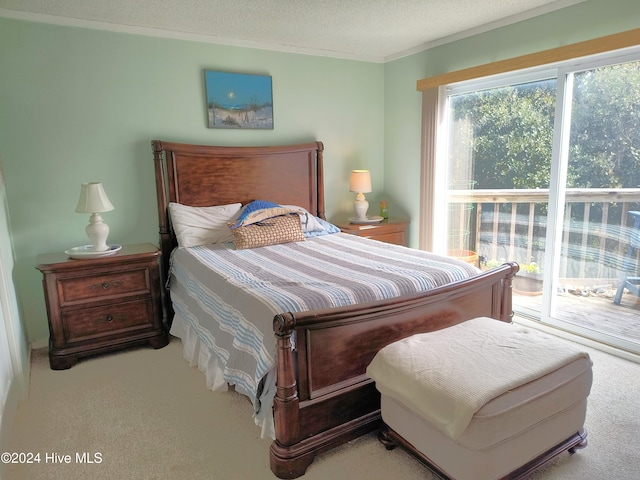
[168,232,480,438]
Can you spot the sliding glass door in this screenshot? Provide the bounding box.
[549,59,640,352]
[440,52,640,354]
[445,73,556,317]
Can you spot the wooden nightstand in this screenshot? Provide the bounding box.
[333,217,410,246]
[36,243,169,369]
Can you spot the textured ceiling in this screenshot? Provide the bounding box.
[0,0,587,62]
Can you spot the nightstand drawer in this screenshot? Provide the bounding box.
[58,268,150,305]
[365,231,406,246]
[333,217,409,247]
[62,299,153,342]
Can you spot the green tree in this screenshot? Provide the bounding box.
[449,62,640,191]
[450,79,556,190]
[569,62,640,189]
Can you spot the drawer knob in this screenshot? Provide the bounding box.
[106,314,114,322]
[87,279,124,292]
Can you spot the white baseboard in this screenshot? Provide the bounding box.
[0,374,23,479]
[0,344,30,462]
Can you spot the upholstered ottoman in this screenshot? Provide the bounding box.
[366,317,592,480]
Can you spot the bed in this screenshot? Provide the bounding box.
[151,140,519,478]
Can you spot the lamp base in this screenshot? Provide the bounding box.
[354,195,369,221]
[85,213,110,251]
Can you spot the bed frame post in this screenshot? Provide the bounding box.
[272,313,300,444]
[271,313,315,479]
[315,142,326,220]
[151,140,174,324]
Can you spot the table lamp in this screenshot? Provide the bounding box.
[75,182,114,252]
[349,170,372,220]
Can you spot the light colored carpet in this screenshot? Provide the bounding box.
[5,335,640,480]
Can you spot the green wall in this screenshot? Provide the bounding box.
[1,0,639,345]
[0,19,384,343]
[384,0,640,248]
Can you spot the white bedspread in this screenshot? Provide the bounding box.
[366,317,590,440]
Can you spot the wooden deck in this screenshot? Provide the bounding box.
[514,288,640,345]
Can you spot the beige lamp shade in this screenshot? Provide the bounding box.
[349,170,372,194]
[75,182,115,213]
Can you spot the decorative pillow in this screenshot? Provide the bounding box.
[169,202,242,247]
[229,200,303,229]
[233,214,305,250]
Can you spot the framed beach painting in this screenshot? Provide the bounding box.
[204,70,273,129]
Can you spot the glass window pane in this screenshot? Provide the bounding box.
[554,61,640,341]
[446,79,556,314]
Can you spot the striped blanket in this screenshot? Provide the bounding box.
[168,232,480,424]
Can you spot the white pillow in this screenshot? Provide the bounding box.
[282,205,325,233]
[168,202,242,247]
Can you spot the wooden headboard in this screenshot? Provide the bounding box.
[151,140,325,293]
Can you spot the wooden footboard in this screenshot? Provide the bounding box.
[270,262,518,478]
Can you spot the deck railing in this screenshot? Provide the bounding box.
[448,188,640,280]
